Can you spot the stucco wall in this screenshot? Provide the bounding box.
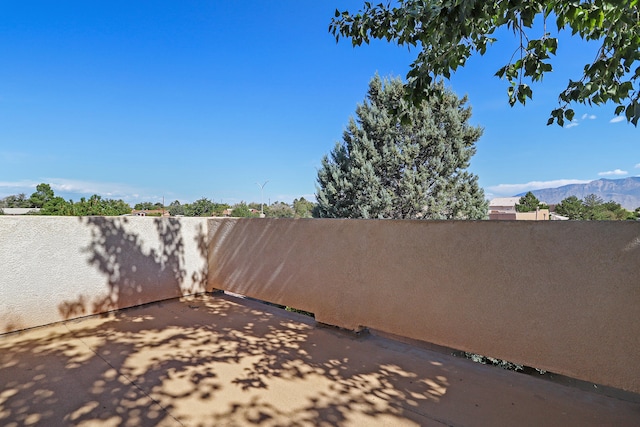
[0,216,210,333]
[3,216,639,394]
[516,209,550,220]
[207,218,640,394]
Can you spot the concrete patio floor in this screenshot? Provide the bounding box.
[1,294,638,427]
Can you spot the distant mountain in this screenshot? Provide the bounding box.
[516,177,640,210]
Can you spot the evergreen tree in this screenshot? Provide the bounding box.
[555,196,584,220]
[28,183,55,208]
[40,197,74,215]
[315,75,487,220]
[516,192,548,212]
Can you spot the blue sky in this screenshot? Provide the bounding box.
[1,1,638,206]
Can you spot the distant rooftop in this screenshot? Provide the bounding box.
[488,197,521,207]
[1,207,40,215]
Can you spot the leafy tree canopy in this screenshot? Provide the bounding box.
[1,183,131,216]
[185,198,216,217]
[330,0,640,126]
[0,193,32,208]
[267,202,295,218]
[212,203,231,216]
[315,75,487,220]
[134,202,164,211]
[293,197,315,218]
[555,193,632,219]
[168,200,185,216]
[71,195,131,216]
[231,202,259,218]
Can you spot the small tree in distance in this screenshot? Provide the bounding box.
[267,202,295,218]
[231,202,259,218]
[555,195,584,219]
[293,197,315,218]
[516,192,549,212]
[555,194,632,220]
[29,183,55,208]
[315,75,487,220]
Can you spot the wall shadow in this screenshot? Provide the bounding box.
[206,218,353,320]
[206,218,640,395]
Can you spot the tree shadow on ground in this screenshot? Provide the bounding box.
[0,294,454,426]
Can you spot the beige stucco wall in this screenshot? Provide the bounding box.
[489,209,550,220]
[208,218,640,394]
[516,209,550,220]
[0,216,210,333]
[3,216,639,393]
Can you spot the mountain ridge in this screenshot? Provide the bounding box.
[515,177,640,210]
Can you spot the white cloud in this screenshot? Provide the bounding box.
[635,163,640,169]
[565,114,596,127]
[45,178,139,198]
[487,179,592,197]
[598,169,628,176]
[0,180,39,198]
[0,180,38,189]
[610,116,626,123]
[0,178,150,203]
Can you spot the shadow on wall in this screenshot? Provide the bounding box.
[0,295,451,426]
[207,218,330,317]
[58,217,207,320]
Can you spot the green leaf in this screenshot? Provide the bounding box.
[565,109,575,122]
[329,0,640,126]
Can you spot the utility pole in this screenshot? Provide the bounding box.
[256,181,268,218]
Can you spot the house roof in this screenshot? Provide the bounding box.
[1,208,41,215]
[488,197,521,207]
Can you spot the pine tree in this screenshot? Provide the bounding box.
[516,192,549,212]
[315,75,487,220]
